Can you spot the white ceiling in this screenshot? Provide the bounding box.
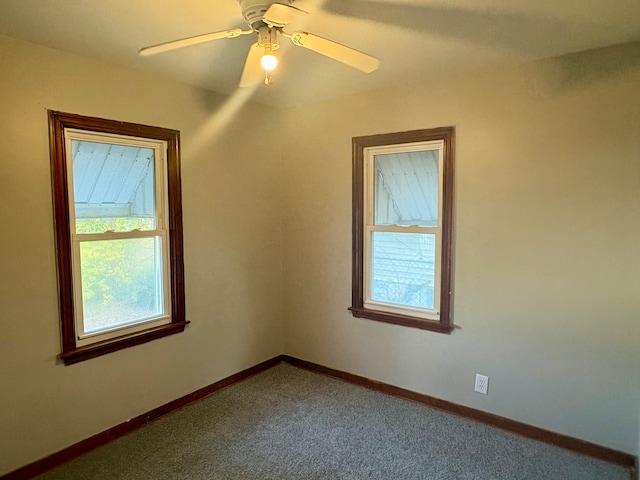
[1,0,639,107]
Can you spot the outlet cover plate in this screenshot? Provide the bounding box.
[475,374,489,395]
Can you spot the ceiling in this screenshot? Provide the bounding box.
[1,0,639,107]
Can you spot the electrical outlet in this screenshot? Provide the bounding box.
[475,374,489,395]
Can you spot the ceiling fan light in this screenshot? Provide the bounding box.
[261,53,278,71]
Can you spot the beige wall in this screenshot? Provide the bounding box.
[280,42,640,455]
[0,34,283,475]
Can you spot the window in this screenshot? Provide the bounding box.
[349,127,454,333]
[49,111,188,364]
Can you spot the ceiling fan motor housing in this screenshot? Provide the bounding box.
[238,0,294,30]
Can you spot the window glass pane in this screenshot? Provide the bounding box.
[72,140,156,233]
[374,150,438,227]
[371,232,435,310]
[79,237,164,335]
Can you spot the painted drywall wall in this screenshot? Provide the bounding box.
[280,42,640,455]
[0,34,283,475]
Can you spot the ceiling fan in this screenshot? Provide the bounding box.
[139,0,380,87]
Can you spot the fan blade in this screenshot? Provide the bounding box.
[264,3,308,28]
[139,28,252,56]
[287,32,379,72]
[239,43,265,87]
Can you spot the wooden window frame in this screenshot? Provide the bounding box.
[49,111,188,365]
[349,127,455,333]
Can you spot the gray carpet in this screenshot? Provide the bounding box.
[36,363,629,479]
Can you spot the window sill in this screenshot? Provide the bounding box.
[60,320,190,365]
[348,306,453,333]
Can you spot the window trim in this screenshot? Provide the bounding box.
[349,127,455,333]
[49,111,188,365]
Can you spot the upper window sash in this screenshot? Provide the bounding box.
[64,129,168,236]
[364,140,444,229]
